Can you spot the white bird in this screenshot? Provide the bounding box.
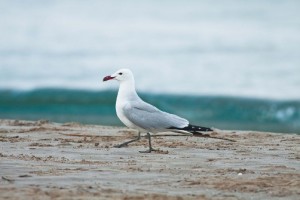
[103,68,213,153]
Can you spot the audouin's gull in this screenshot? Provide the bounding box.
[103,68,213,153]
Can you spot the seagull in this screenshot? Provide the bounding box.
[103,69,213,153]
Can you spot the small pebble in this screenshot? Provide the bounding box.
[238,173,243,176]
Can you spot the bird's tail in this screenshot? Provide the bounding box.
[168,125,237,142]
[168,124,213,135]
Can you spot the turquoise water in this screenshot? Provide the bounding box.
[0,89,299,133]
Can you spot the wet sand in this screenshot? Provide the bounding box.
[0,119,299,200]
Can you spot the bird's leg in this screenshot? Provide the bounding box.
[139,132,158,153]
[114,132,141,148]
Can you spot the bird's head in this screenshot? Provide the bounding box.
[103,68,134,82]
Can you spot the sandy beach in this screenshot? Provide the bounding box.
[0,119,299,200]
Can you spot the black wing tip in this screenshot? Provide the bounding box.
[188,124,213,132]
[168,124,213,132]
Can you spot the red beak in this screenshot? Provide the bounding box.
[103,75,115,82]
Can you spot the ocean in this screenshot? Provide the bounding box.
[0,0,299,133]
[0,89,299,133]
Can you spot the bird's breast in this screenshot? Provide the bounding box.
[116,102,136,129]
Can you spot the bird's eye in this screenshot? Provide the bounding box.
[118,73,123,75]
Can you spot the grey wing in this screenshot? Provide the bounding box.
[123,101,189,131]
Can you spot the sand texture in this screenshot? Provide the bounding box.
[0,119,299,200]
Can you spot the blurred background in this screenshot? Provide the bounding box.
[0,0,299,133]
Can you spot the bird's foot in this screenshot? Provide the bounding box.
[114,143,128,148]
[138,132,158,153]
[139,147,158,153]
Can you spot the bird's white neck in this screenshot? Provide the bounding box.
[117,79,140,102]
